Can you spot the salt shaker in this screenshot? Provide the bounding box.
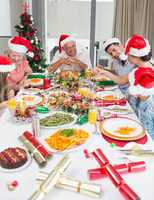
[32,114,40,137]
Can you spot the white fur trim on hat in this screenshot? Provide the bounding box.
[61,36,75,47]
[128,39,151,57]
[0,63,16,72]
[119,53,128,61]
[8,39,27,54]
[103,38,121,51]
[129,84,154,96]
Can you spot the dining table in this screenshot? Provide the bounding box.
[0,81,154,200]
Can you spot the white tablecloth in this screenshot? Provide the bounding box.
[0,88,154,200]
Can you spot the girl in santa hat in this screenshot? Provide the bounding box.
[128,67,154,139]
[0,55,15,116]
[6,36,32,91]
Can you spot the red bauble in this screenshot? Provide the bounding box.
[33,55,40,62]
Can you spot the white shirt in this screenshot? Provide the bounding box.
[51,43,92,72]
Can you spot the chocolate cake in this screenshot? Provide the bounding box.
[0,147,28,169]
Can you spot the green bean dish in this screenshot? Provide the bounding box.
[40,113,75,127]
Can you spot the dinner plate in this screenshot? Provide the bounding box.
[29,78,43,86]
[39,128,92,153]
[96,91,123,101]
[104,106,133,115]
[16,94,43,106]
[101,117,145,141]
[40,111,78,129]
[0,151,32,173]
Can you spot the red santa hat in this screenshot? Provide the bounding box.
[125,34,151,57]
[59,34,75,53]
[103,37,121,51]
[8,36,34,57]
[129,67,154,96]
[0,55,16,72]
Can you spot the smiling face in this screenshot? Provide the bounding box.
[63,41,77,57]
[106,44,122,59]
[9,50,24,64]
[128,54,141,65]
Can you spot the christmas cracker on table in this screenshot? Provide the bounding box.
[28,155,71,200]
[19,135,47,166]
[88,161,146,180]
[37,172,102,199]
[92,148,141,200]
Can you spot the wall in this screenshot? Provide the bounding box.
[0,0,22,54]
[47,0,114,42]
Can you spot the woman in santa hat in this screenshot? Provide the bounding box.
[6,36,32,91]
[128,67,154,139]
[0,55,15,115]
[48,34,92,72]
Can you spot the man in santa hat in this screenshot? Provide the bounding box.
[0,55,15,116]
[128,67,154,139]
[6,36,32,91]
[96,37,134,94]
[48,34,92,72]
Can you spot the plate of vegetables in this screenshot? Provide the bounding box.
[40,111,78,129]
[41,128,91,153]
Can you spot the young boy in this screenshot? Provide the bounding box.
[128,66,154,139]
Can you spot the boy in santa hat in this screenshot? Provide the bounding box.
[0,55,16,116]
[48,34,92,72]
[128,67,154,139]
[6,36,32,91]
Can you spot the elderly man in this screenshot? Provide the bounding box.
[48,34,92,72]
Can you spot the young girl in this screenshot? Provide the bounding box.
[0,55,15,116]
[128,67,154,139]
[6,36,33,91]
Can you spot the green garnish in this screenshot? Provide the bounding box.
[60,129,74,137]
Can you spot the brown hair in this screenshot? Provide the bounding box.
[140,51,152,62]
[0,73,9,103]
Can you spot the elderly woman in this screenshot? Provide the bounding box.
[0,55,15,116]
[6,36,33,91]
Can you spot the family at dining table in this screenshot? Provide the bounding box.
[0,33,153,138]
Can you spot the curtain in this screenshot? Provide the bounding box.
[113,0,154,56]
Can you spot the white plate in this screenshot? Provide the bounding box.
[104,106,133,115]
[29,78,43,87]
[39,128,92,154]
[16,94,43,106]
[102,117,145,141]
[96,91,123,100]
[22,88,42,95]
[40,111,78,129]
[103,85,118,91]
[0,150,32,173]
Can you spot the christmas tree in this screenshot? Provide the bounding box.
[15,2,48,73]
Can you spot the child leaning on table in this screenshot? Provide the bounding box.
[0,55,15,115]
[128,66,154,139]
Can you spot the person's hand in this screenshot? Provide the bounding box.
[60,58,73,66]
[7,89,15,99]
